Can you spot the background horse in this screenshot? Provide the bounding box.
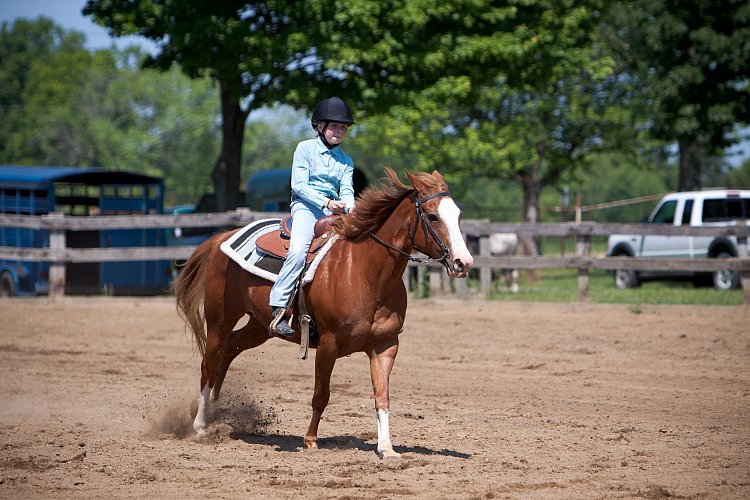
[490,233,521,293]
[172,168,473,458]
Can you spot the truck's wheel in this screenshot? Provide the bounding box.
[0,272,15,298]
[614,267,640,289]
[713,252,740,290]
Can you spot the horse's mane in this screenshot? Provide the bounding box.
[332,168,442,239]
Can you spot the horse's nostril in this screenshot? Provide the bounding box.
[455,261,465,273]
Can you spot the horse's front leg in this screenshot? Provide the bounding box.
[510,269,520,293]
[304,340,339,450]
[368,338,400,458]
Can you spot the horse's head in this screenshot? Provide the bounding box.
[407,170,474,278]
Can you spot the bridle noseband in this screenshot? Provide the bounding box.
[369,191,453,266]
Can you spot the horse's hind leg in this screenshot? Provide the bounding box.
[193,317,227,434]
[210,315,270,402]
[194,297,246,434]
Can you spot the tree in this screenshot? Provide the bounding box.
[126,63,221,205]
[336,0,612,229]
[333,0,617,229]
[242,105,309,182]
[725,159,750,187]
[0,17,223,203]
[604,0,750,191]
[0,17,88,163]
[84,0,346,211]
[84,0,618,218]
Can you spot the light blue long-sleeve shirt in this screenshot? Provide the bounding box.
[290,137,355,210]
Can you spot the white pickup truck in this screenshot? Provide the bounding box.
[607,189,750,290]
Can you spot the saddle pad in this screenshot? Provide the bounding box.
[220,218,340,284]
[220,218,283,282]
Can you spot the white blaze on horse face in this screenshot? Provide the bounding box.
[437,198,474,275]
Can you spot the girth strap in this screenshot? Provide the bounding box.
[297,282,311,360]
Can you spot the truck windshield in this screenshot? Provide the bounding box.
[651,200,677,224]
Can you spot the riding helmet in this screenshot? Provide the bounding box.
[311,97,355,129]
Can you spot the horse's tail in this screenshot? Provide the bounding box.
[171,235,220,357]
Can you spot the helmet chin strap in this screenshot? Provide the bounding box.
[317,122,338,149]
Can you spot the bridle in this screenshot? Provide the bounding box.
[369,191,453,267]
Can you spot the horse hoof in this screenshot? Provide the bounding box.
[304,440,318,451]
[378,448,401,459]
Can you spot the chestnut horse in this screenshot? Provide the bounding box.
[172,168,473,457]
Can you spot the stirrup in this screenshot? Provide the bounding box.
[270,307,295,337]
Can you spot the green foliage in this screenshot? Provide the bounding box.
[0,17,87,162]
[724,159,750,187]
[242,105,309,181]
[337,1,623,224]
[131,66,221,206]
[488,268,744,305]
[328,0,609,106]
[0,17,222,206]
[83,0,353,210]
[567,150,675,222]
[3,3,748,223]
[604,0,750,188]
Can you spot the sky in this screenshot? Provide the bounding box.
[0,0,747,169]
[0,0,155,52]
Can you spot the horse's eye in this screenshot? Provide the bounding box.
[427,213,439,222]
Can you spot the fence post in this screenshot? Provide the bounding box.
[576,229,591,303]
[429,267,442,297]
[416,265,425,297]
[737,221,749,305]
[46,213,66,302]
[479,236,491,299]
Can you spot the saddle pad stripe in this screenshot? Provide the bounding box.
[221,218,282,282]
[229,218,279,252]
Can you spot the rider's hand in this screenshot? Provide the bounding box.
[327,199,347,215]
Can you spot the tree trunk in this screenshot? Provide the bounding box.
[678,138,703,192]
[212,79,249,212]
[520,157,542,256]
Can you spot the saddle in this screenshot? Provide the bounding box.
[256,214,339,262]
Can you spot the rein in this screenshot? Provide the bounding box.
[368,191,452,266]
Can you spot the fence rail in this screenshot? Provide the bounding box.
[1,211,748,303]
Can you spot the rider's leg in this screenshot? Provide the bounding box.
[269,204,318,335]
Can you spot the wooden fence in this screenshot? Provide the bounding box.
[1,210,748,304]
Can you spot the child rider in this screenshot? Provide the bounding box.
[269,96,357,336]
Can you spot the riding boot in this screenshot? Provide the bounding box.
[270,307,295,337]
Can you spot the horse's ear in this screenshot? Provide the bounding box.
[406,170,426,194]
[432,170,445,183]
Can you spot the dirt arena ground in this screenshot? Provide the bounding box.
[0,297,747,499]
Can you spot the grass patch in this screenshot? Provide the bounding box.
[484,268,744,306]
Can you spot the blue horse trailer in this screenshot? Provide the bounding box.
[0,166,172,296]
[245,167,369,212]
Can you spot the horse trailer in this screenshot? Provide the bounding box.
[0,166,172,297]
[245,167,369,212]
